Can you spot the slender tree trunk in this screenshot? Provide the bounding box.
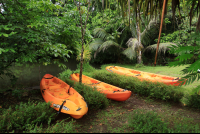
[138,49,142,64]
[196,13,200,32]
[75,0,91,83]
[154,0,166,66]
[137,20,142,64]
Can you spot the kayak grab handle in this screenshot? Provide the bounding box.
[57,100,66,114]
[109,66,115,69]
[135,74,141,76]
[113,89,128,93]
[76,107,82,111]
[123,89,127,92]
[42,89,46,95]
[172,77,179,81]
[107,69,113,72]
[113,90,120,93]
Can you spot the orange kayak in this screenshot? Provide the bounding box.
[40,74,88,119]
[106,66,186,86]
[70,73,132,101]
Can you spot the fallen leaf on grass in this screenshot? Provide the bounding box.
[128,109,133,111]
[120,112,125,114]
[99,123,102,126]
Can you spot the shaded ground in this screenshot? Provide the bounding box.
[1,88,200,133]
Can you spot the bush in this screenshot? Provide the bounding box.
[58,76,109,110]
[24,118,76,133]
[0,100,56,132]
[128,109,171,133]
[76,62,95,73]
[58,69,74,82]
[184,86,200,109]
[92,71,184,102]
[73,81,109,110]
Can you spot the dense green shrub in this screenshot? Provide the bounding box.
[128,109,171,133]
[184,86,200,109]
[92,71,184,102]
[76,62,96,73]
[59,75,109,110]
[24,118,76,133]
[0,101,56,132]
[58,69,75,82]
[73,82,109,110]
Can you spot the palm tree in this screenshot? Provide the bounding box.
[89,27,124,61]
[122,18,160,64]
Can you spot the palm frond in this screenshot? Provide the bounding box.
[140,19,159,46]
[130,17,138,38]
[76,43,91,62]
[141,19,158,38]
[89,38,104,51]
[122,46,137,60]
[126,38,142,50]
[99,40,120,52]
[93,28,109,41]
[144,42,177,55]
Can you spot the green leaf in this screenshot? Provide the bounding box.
[3,33,9,37]
[54,53,58,57]
[46,47,49,51]
[0,48,5,54]
[175,53,193,62]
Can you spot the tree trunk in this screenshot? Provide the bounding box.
[79,43,84,83]
[137,20,142,64]
[75,0,91,83]
[138,49,142,64]
[154,0,166,66]
[196,13,200,32]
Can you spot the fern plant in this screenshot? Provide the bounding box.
[169,32,200,86]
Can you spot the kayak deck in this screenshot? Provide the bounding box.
[70,73,132,101]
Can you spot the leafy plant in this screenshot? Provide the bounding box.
[24,118,77,133]
[0,100,56,132]
[76,62,95,73]
[73,81,109,110]
[58,69,74,82]
[75,41,92,63]
[128,109,171,133]
[184,85,200,109]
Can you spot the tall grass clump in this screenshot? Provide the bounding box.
[92,71,184,102]
[128,109,171,133]
[0,100,56,132]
